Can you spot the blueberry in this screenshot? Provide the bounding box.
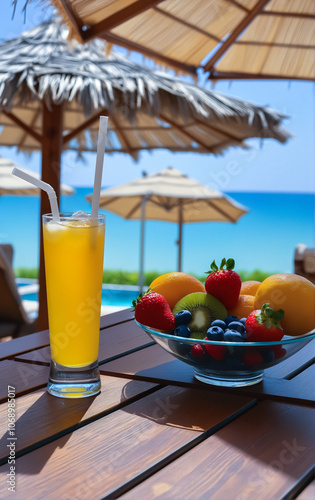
[261,349,275,363]
[226,357,244,370]
[225,315,239,326]
[206,326,224,341]
[240,318,247,326]
[174,324,191,338]
[241,330,247,340]
[169,339,191,356]
[175,310,192,326]
[228,321,245,334]
[224,330,244,342]
[177,342,192,356]
[210,319,227,331]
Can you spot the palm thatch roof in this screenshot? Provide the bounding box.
[0,16,290,159]
[49,0,315,81]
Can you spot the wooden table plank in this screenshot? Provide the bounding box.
[1,312,314,500]
[290,363,315,390]
[0,360,49,403]
[0,330,49,361]
[0,375,158,461]
[100,308,134,329]
[120,401,315,500]
[0,386,255,500]
[15,320,152,366]
[100,343,315,406]
[296,479,315,499]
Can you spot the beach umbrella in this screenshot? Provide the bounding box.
[0,157,74,196]
[0,16,290,329]
[86,167,248,291]
[52,0,315,81]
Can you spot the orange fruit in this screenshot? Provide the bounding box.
[240,280,261,296]
[149,272,205,310]
[227,294,255,319]
[254,273,315,336]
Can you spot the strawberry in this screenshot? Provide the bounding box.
[243,348,263,366]
[133,292,175,332]
[204,339,226,361]
[245,303,285,342]
[205,258,241,309]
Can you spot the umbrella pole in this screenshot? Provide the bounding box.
[138,197,147,294]
[178,202,183,272]
[37,101,63,332]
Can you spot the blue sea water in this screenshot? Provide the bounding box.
[0,188,314,275]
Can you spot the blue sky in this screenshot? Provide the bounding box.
[0,1,314,194]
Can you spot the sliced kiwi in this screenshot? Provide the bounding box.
[189,331,206,340]
[173,292,227,338]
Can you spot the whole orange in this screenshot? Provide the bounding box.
[149,272,205,310]
[254,273,315,336]
[240,280,261,296]
[227,294,255,319]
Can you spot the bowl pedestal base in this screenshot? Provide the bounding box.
[194,367,264,387]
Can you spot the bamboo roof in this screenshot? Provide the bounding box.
[0,17,290,159]
[51,0,315,81]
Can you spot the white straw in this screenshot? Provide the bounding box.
[12,168,60,222]
[91,116,108,219]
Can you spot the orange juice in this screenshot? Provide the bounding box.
[43,214,105,367]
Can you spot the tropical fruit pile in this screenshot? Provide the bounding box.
[133,258,315,342]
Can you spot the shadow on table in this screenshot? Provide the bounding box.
[120,363,315,489]
[120,362,219,432]
[0,390,95,474]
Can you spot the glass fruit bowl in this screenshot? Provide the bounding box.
[135,320,315,387]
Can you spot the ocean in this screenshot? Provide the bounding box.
[0,188,314,276]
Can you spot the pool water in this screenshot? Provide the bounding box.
[101,288,139,307]
[19,284,139,307]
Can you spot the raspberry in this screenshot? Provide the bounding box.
[190,344,205,358]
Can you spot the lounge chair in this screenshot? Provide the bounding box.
[0,244,37,339]
[294,244,315,284]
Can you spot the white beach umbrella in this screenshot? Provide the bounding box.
[86,167,248,290]
[0,157,74,196]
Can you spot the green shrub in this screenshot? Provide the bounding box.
[15,268,39,279]
[237,269,277,282]
[14,267,278,285]
[144,270,171,286]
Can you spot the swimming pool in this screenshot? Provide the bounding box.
[17,280,140,307]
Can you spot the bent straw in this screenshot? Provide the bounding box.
[12,168,60,222]
[91,116,108,220]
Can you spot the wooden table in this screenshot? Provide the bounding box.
[0,309,314,499]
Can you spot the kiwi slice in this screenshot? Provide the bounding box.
[173,292,227,338]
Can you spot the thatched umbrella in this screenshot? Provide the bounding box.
[0,16,290,330]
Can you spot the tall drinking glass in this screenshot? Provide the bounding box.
[43,213,105,398]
